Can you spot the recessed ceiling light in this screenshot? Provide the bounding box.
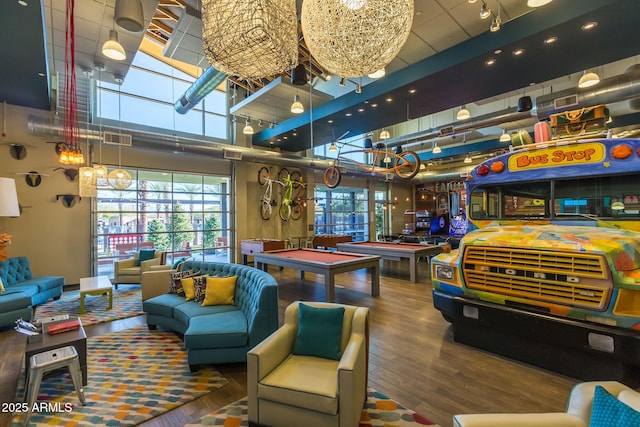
[385,97,393,102]
[494,49,502,54]
[358,108,365,112]
[544,36,558,44]
[37,72,45,77]
[328,119,334,123]
[409,89,416,94]
[513,48,525,56]
[581,21,598,31]
[485,58,496,66]
[345,112,352,116]
[283,136,288,139]
[371,103,378,108]
[292,132,297,136]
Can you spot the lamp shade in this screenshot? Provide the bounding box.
[578,70,600,88]
[301,0,413,78]
[291,94,304,114]
[456,106,470,120]
[102,30,126,61]
[115,0,144,33]
[379,129,391,140]
[0,178,20,217]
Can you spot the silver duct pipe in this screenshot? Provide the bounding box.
[27,114,334,170]
[386,107,533,150]
[536,67,640,119]
[174,66,227,114]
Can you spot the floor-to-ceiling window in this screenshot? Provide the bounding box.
[314,187,369,241]
[94,169,231,279]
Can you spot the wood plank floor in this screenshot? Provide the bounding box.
[0,260,578,427]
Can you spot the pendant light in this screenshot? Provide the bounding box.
[527,0,553,7]
[107,76,132,190]
[456,105,470,120]
[379,128,391,139]
[291,93,304,114]
[368,68,386,79]
[329,141,337,151]
[464,155,472,164]
[432,141,442,154]
[102,29,126,61]
[578,70,600,88]
[499,128,511,142]
[243,118,254,135]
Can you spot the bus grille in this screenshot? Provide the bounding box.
[463,246,610,309]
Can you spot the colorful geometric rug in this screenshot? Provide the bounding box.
[183,388,439,426]
[12,327,228,426]
[34,287,145,327]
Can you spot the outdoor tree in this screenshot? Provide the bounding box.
[147,219,170,250]
[168,203,194,250]
[203,215,221,249]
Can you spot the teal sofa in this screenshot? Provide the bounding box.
[142,261,279,371]
[0,256,65,328]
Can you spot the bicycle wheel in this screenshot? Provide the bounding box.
[323,166,342,188]
[279,202,291,221]
[291,203,303,220]
[260,201,272,220]
[394,151,420,179]
[258,167,270,185]
[278,167,290,182]
[290,171,302,186]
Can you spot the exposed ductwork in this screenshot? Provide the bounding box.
[174,66,227,114]
[536,66,640,119]
[27,114,333,170]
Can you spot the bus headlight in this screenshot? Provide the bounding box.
[435,265,455,281]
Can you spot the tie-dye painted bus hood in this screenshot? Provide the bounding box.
[463,224,640,272]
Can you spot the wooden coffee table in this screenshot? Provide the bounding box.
[25,319,88,386]
[79,276,113,314]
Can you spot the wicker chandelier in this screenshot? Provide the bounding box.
[301,0,414,78]
[201,0,298,80]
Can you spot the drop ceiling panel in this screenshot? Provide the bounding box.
[414,13,469,53]
[396,33,437,65]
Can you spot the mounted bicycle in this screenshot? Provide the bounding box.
[258,167,284,220]
[323,144,420,188]
[279,172,305,221]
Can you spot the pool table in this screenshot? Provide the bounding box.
[252,248,380,302]
[336,241,443,283]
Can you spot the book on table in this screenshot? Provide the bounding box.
[45,317,81,335]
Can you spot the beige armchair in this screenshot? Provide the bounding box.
[113,250,166,289]
[453,381,640,427]
[140,267,175,301]
[248,301,369,427]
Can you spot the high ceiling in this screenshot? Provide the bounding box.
[1,0,640,159]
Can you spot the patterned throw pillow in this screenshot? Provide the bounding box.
[590,385,640,427]
[193,275,208,303]
[168,270,195,295]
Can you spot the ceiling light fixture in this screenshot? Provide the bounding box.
[339,77,346,87]
[114,0,144,33]
[383,146,391,164]
[202,0,298,79]
[243,118,254,135]
[368,68,386,79]
[291,94,304,114]
[456,105,471,120]
[527,0,553,6]
[301,0,413,78]
[578,70,600,88]
[464,155,472,164]
[468,0,477,3]
[480,1,491,19]
[499,128,511,142]
[432,142,442,154]
[379,128,391,139]
[102,29,127,61]
[356,83,362,94]
[329,141,337,151]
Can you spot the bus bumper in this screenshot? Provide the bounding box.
[433,289,640,386]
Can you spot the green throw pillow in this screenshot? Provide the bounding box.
[293,303,344,361]
[136,249,156,266]
[171,256,188,269]
[590,385,640,427]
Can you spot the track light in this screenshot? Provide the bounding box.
[356,83,362,94]
[291,94,304,114]
[578,70,600,88]
[339,78,346,87]
[379,128,391,139]
[102,29,126,61]
[456,105,471,120]
[490,16,501,32]
[432,142,442,154]
[243,118,254,135]
[480,1,491,19]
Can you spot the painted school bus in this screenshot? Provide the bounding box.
[431,138,640,383]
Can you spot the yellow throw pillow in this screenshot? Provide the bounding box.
[202,276,237,306]
[181,275,207,301]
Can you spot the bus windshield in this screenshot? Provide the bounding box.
[469,173,640,221]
